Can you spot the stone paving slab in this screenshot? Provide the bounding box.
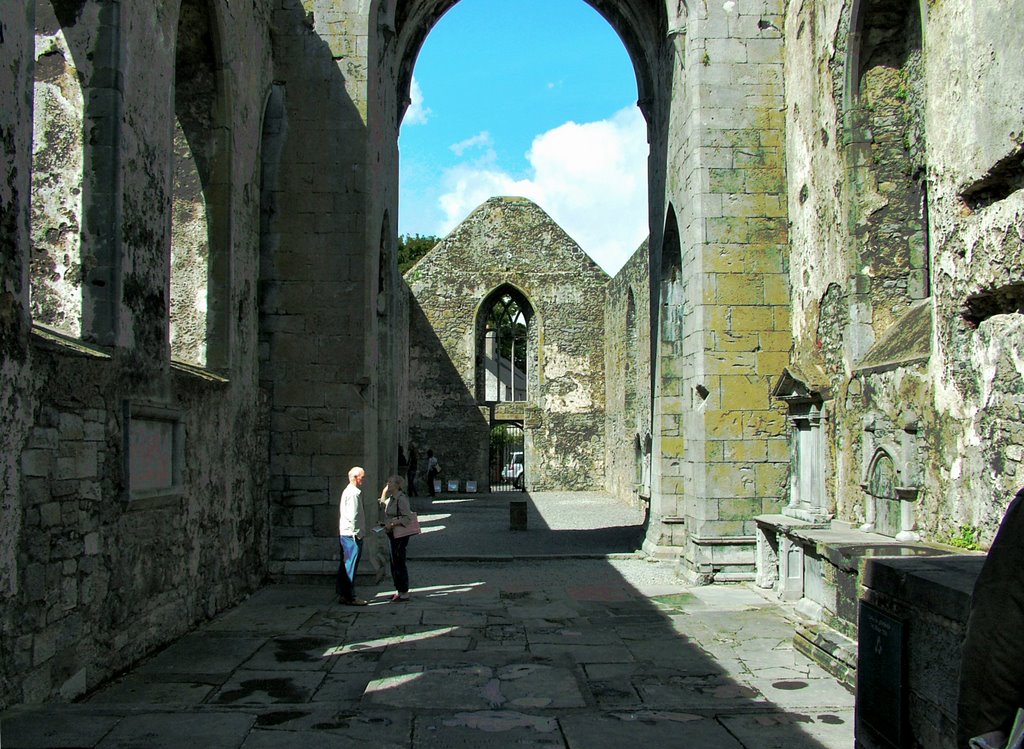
[210,669,329,706]
[720,710,856,748]
[94,712,255,749]
[86,674,217,705]
[561,711,744,748]
[0,556,855,749]
[364,660,586,709]
[133,633,266,676]
[243,705,411,744]
[415,710,562,749]
[0,708,121,748]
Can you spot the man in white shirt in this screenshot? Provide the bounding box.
[337,466,367,605]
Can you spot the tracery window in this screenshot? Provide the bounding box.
[483,293,529,402]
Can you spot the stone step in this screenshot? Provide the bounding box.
[794,622,858,690]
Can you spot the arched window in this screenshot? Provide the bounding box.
[659,205,683,343]
[171,0,229,370]
[633,433,643,488]
[625,286,637,412]
[846,0,929,345]
[30,0,84,337]
[478,286,533,403]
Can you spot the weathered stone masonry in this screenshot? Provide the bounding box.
[2,0,275,706]
[605,240,653,506]
[648,0,792,583]
[405,197,609,493]
[3,1,1024,734]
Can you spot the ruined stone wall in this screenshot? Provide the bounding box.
[605,240,653,504]
[1,0,274,708]
[406,197,608,492]
[783,0,1024,544]
[922,0,1024,540]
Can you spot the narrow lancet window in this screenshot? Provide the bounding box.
[483,293,529,402]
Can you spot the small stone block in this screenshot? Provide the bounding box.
[510,500,528,531]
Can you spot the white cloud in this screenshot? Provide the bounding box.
[450,131,493,157]
[404,77,431,125]
[435,106,649,275]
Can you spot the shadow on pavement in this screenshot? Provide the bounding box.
[0,493,854,749]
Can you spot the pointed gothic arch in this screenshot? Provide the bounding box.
[475,284,536,404]
[843,0,930,358]
[170,0,232,370]
[30,0,86,337]
[391,0,665,131]
[659,204,683,344]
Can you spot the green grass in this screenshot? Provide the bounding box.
[652,592,697,609]
[942,525,981,551]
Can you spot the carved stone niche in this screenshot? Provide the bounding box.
[860,411,921,541]
[772,367,832,524]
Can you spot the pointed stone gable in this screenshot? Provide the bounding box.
[405,196,609,492]
[406,196,609,290]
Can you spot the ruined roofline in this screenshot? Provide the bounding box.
[408,195,612,282]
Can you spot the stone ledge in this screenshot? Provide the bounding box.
[794,623,857,689]
[860,554,984,624]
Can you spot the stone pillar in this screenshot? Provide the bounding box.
[648,0,792,582]
[81,0,123,348]
[0,0,36,599]
[265,0,382,577]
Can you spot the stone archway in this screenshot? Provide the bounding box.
[366,0,792,582]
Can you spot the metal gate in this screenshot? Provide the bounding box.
[489,422,524,491]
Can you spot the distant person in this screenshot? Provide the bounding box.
[957,488,1024,748]
[407,443,418,497]
[379,475,415,602]
[426,449,439,497]
[336,466,368,606]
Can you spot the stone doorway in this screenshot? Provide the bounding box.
[490,422,525,492]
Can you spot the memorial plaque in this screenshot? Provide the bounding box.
[124,402,183,500]
[130,418,175,491]
[857,600,906,748]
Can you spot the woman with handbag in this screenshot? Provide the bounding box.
[379,475,417,602]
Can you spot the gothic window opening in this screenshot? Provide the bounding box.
[30,0,84,337]
[659,206,683,345]
[171,0,229,370]
[642,434,652,499]
[633,434,643,488]
[480,289,532,403]
[847,0,929,343]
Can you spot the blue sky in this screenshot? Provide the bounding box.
[398,0,649,276]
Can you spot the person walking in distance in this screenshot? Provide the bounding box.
[407,443,419,497]
[426,449,439,497]
[337,466,368,605]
